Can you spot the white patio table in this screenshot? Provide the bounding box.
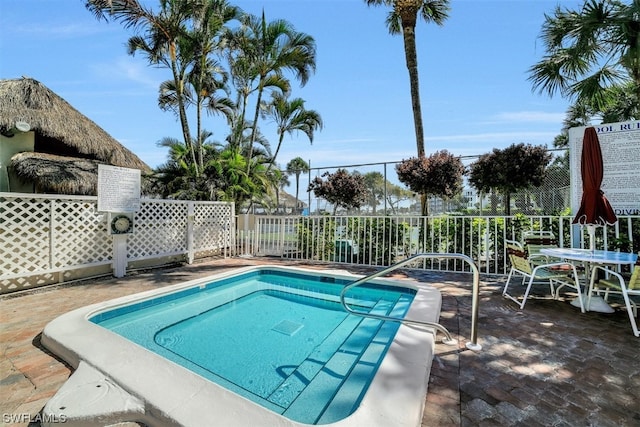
[540,248,638,313]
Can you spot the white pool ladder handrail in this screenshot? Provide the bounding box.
[339,253,482,351]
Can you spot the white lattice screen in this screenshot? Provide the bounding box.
[129,201,189,260]
[193,203,234,257]
[0,193,234,294]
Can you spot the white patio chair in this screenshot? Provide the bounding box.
[587,259,640,337]
[523,230,560,266]
[503,240,585,312]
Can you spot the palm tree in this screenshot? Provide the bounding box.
[276,170,291,213]
[265,92,323,171]
[528,0,640,111]
[364,0,450,158]
[86,0,199,166]
[257,167,285,214]
[598,81,639,122]
[157,61,234,171]
[286,157,310,213]
[187,0,240,171]
[224,112,272,161]
[151,136,216,200]
[230,12,317,171]
[209,145,273,212]
[86,0,239,177]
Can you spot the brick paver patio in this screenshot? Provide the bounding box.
[1,257,638,426]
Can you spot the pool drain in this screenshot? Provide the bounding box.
[272,319,303,336]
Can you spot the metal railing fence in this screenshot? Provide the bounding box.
[238,214,639,275]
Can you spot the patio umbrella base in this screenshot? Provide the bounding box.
[571,295,614,313]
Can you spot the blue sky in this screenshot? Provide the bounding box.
[1,0,582,176]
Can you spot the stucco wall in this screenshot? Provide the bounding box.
[0,131,34,192]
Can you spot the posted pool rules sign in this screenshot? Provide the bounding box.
[569,120,640,217]
[97,165,141,278]
[97,164,141,213]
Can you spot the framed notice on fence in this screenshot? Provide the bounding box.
[569,120,640,216]
[97,164,141,213]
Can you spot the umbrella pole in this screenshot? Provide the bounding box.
[571,224,614,313]
[587,224,596,253]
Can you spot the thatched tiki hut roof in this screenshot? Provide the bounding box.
[0,77,150,195]
[279,190,307,209]
[10,152,107,195]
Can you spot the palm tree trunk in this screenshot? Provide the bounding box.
[401,18,427,215]
[247,78,265,173]
[295,173,300,214]
[196,97,203,171]
[401,24,425,158]
[170,51,198,176]
[267,133,285,172]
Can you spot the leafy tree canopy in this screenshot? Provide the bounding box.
[468,143,553,195]
[528,0,640,110]
[308,169,367,214]
[395,150,465,199]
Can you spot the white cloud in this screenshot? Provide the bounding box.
[90,57,163,90]
[115,58,163,89]
[492,111,566,123]
[425,131,557,143]
[11,22,109,38]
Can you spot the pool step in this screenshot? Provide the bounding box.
[316,320,401,424]
[265,314,362,410]
[276,295,410,424]
[317,294,414,424]
[265,299,392,412]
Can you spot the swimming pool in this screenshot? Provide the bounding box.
[41,265,443,427]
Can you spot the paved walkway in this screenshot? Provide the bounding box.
[1,257,638,426]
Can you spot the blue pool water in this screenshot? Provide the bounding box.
[90,269,416,424]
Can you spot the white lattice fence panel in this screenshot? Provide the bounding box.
[1,195,53,276]
[2,194,235,294]
[1,194,112,293]
[128,200,189,260]
[51,199,111,267]
[194,203,233,253]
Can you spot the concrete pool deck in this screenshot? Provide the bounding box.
[2,256,639,426]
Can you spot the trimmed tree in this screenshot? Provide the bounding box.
[468,143,553,215]
[395,150,464,216]
[308,169,367,215]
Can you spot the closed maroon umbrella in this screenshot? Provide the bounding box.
[571,126,618,312]
[572,126,617,248]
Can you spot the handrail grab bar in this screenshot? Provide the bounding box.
[339,253,482,351]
